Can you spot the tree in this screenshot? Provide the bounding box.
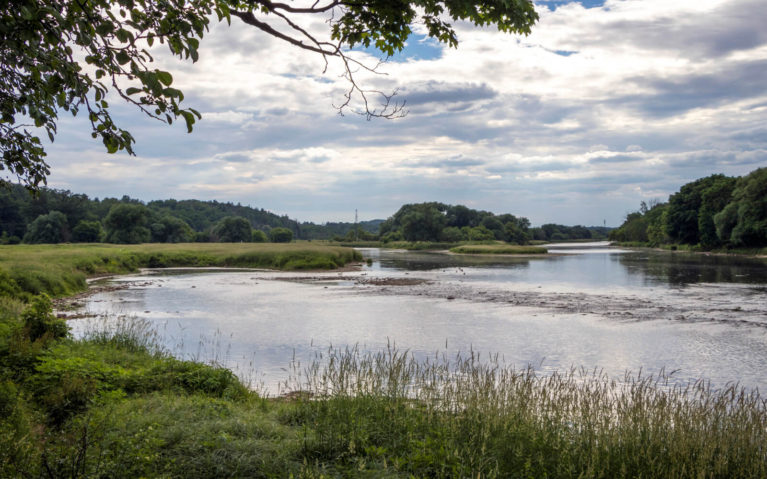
[22,210,69,243]
[212,216,251,242]
[714,168,767,247]
[1,0,538,188]
[400,204,447,242]
[71,219,103,242]
[269,227,293,243]
[252,229,267,243]
[103,203,150,243]
[665,174,734,245]
[149,215,193,243]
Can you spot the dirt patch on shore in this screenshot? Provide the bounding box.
[272,275,430,286]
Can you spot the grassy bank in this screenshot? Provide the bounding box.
[1,244,765,477]
[0,243,362,300]
[450,244,548,255]
[2,314,765,478]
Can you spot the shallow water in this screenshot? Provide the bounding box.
[70,243,767,394]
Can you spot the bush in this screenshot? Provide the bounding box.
[71,220,103,242]
[269,227,293,243]
[21,294,68,343]
[252,229,267,242]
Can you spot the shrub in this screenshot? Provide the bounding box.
[71,220,103,242]
[269,227,293,243]
[21,294,68,343]
[252,229,268,242]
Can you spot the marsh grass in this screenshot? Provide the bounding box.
[450,244,548,255]
[0,242,361,299]
[284,345,767,477]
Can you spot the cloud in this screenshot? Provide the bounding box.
[39,0,767,227]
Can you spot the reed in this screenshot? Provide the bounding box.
[287,345,767,478]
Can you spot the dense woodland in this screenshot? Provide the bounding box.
[1,186,606,245]
[610,167,767,249]
[0,185,380,244]
[378,202,606,244]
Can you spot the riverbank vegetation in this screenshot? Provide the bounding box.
[610,167,767,251]
[0,250,764,476]
[2,295,765,477]
[0,243,361,300]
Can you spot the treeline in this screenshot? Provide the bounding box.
[610,167,767,249]
[529,224,610,242]
[0,185,375,244]
[379,202,532,243]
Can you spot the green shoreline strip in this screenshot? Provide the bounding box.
[0,243,362,300]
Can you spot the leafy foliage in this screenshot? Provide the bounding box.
[211,215,251,242]
[269,227,293,243]
[103,203,151,244]
[610,168,766,249]
[22,210,69,244]
[1,0,215,187]
[380,202,531,244]
[2,0,538,188]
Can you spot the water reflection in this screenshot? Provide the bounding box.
[614,251,767,286]
[70,245,767,395]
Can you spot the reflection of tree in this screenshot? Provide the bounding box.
[378,251,535,272]
[615,252,767,286]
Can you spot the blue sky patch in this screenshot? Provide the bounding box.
[538,0,606,11]
[353,33,443,62]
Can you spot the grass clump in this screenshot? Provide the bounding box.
[450,244,548,255]
[285,346,767,478]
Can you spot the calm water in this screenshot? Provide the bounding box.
[71,243,767,394]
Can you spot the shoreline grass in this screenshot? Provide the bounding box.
[0,242,362,300]
[2,244,765,477]
[450,244,548,255]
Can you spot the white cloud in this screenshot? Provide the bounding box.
[43,0,767,226]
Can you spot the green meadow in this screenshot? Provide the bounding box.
[0,242,362,299]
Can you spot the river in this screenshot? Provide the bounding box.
[69,243,767,394]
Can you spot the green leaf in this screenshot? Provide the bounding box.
[180,111,195,133]
[156,71,173,86]
[115,51,131,65]
[125,87,142,95]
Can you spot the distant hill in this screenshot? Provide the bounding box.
[0,184,383,243]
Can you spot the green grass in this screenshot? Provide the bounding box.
[0,242,362,299]
[1,243,765,477]
[450,244,548,255]
[2,312,766,477]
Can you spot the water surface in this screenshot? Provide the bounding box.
[71,244,767,394]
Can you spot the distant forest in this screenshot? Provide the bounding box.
[0,185,380,244]
[376,202,608,244]
[0,185,607,245]
[610,167,767,249]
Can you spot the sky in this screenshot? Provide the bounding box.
[42,0,767,226]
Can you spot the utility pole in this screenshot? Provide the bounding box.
[354,209,358,242]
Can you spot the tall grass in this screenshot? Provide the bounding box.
[0,243,362,300]
[286,345,767,478]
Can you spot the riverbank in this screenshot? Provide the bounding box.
[2,247,766,477]
[0,242,362,300]
[614,241,767,258]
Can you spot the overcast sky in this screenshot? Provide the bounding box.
[44,0,767,226]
